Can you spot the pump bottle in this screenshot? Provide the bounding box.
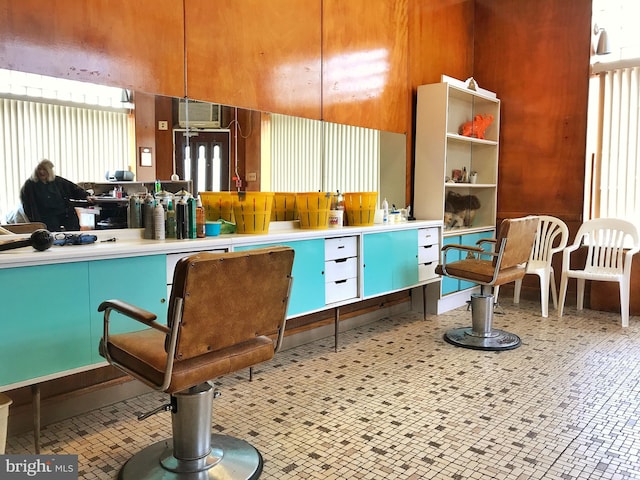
[382,198,389,224]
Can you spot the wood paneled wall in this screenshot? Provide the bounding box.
[407,0,474,206]
[322,0,409,134]
[185,0,322,120]
[473,0,591,227]
[0,0,185,97]
[473,0,593,301]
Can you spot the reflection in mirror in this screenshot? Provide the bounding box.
[265,114,406,210]
[0,67,406,224]
[0,68,135,222]
[177,99,231,196]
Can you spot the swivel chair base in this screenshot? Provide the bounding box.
[118,382,263,480]
[444,293,521,351]
[443,327,521,351]
[118,434,263,480]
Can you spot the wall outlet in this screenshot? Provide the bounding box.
[158,121,168,131]
[247,172,257,181]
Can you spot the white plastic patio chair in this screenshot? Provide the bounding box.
[558,218,640,327]
[513,215,569,317]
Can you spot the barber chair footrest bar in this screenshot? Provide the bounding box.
[118,434,263,480]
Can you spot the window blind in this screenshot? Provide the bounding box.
[0,98,130,219]
[270,114,379,194]
[594,66,640,227]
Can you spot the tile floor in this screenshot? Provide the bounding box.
[6,299,640,479]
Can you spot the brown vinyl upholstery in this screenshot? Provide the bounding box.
[99,246,294,394]
[435,216,540,287]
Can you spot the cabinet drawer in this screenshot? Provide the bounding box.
[325,236,358,260]
[166,249,226,283]
[418,243,439,263]
[418,227,439,246]
[325,277,358,304]
[419,261,438,282]
[325,256,358,282]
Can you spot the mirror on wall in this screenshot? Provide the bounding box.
[0,69,407,222]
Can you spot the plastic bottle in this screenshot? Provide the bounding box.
[382,198,389,224]
[154,179,161,194]
[143,194,155,239]
[336,190,345,226]
[176,198,188,239]
[196,196,206,238]
[187,197,197,239]
[166,201,177,239]
[127,195,141,228]
[154,203,165,240]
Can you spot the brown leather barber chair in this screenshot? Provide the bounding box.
[99,247,294,480]
[435,216,539,351]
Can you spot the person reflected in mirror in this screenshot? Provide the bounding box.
[20,159,92,231]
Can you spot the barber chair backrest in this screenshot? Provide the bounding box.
[494,216,540,270]
[166,247,294,361]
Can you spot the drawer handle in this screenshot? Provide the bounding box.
[334,258,347,263]
[337,245,345,249]
[334,279,348,285]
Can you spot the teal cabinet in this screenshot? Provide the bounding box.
[88,255,167,363]
[363,229,419,297]
[441,235,461,295]
[235,239,326,317]
[441,230,494,295]
[0,262,92,386]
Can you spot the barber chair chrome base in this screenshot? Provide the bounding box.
[444,293,521,351]
[119,382,262,480]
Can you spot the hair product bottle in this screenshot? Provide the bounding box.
[143,194,155,239]
[154,203,165,240]
[196,196,206,238]
[166,201,176,239]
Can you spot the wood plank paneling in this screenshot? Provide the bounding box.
[474,0,592,301]
[408,0,474,207]
[473,0,591,222]
[185,0,322,120]
[0,0,185,97]
[408,0,474,88]
[322,0,409,133]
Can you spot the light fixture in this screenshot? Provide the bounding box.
[593,24,611,56]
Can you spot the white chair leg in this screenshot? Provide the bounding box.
[620,279,630,328]
[576,278,585,311]
[558,273,568,318]
[513,279,522,304]
[549,266,558,310]
[539,272,550,318]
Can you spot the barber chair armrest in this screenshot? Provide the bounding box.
[440,244,485,254]
[98,299,170,334]
[441,243,498,260]
[477,238,497,247]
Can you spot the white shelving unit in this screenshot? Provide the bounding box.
[413,76,501,312]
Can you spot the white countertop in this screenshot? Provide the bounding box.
[0,219,441,269]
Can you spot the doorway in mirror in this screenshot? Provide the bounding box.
[174,130,231,196]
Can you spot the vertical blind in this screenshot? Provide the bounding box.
[594,66,640,226]
[270,114,379,194]
[0,98,130,219]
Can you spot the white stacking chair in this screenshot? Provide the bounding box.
[558,218,640,327]
[513,215,569,317]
